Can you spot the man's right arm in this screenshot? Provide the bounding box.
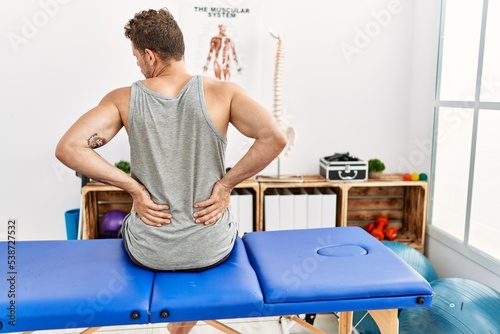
[55,88,171,227]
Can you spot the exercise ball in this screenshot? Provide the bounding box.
[382,241,439,283]
[399,278,500,334]
[100,210,127,238]
[353,242,438,334]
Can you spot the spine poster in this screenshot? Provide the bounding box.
[179,0,263,96]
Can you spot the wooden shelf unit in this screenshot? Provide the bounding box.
[341,175,428,252]
[256,175,343,232]
[80,179,259,240]
[256,174,428,252]
[81,182,132,240]
[80,174,428,251]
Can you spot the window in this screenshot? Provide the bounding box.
[431,0,500,270]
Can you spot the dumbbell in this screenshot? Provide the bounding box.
[365,216,397,241]
[365,216,389,241]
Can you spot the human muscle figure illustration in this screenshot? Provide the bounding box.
[203,24,241,80]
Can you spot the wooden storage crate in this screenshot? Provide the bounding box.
[257,175,343,231]
[81,182,133,239]
[343,175,428,252]
[230,179,260,233]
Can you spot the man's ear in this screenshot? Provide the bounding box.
[144,48,156,65]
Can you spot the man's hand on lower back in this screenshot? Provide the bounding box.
[193,181,232,225]
[130,185,171,227]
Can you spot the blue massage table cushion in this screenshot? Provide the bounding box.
[243,227,432,310]
[150,238,264,322]
[0,239,154,332]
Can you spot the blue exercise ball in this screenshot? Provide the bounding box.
[100,210,127,238]
[399,278,500,334]
[382,241,439,283]
[353,242,438,334]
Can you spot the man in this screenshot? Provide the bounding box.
[55,8,286,334]
[202,24,242,80]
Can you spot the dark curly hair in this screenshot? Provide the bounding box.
[124,8,185,63]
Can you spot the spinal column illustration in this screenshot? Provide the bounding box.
[270,30,295,159]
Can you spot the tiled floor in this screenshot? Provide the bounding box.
[13,314,340,333]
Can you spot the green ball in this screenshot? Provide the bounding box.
[419,173,428,181]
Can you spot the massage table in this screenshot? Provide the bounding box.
[0,226,432,333]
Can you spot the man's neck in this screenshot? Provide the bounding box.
[151,60,189,78]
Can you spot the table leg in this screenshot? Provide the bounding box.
[338,311,353,334]
[204,320,242,334]
[368,309,399,334]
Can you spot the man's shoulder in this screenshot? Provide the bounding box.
[103,86,132,102]
[100,86,132,112]
[110,86,132,96]
[202,76,240,93]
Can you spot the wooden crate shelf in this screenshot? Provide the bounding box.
[256,174,428,252]
[81,179,259,240]
[81,182,133,239]
[232,179,260,233]
[80,174,428,251]
[341,175,428,252]
[257,175,343,231]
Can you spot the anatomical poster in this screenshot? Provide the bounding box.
[179,0,263,95]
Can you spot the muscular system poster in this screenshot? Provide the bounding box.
[179,0,263,97]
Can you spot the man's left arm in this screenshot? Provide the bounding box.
[193,84,287,225]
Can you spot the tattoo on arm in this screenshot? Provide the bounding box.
[87,133,107,149]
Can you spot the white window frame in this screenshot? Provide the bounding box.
[429,0,500,276]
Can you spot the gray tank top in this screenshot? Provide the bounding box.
[122,75,237,271]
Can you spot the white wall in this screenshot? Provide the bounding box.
[0,0,436,239]
[258,0,417,175]
[426,233,500,291]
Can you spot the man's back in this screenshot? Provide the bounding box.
[121,75,237,271]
